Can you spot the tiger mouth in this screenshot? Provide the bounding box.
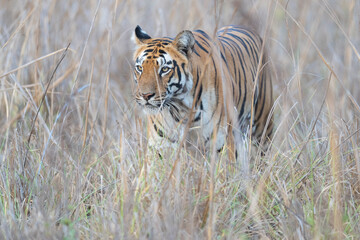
[135,95,170,114]
[145,103,160,108]
[136,96,167,108]
[138,102,165,113]
[142,104,163,114]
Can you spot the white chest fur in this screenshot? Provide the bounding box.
[148,91,227,152]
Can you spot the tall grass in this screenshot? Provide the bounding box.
[1,0,359,239]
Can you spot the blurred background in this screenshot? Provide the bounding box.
[0,0,359,239]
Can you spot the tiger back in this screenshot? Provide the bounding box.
[132,25,273,156]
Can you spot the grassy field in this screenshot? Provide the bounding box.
[1,0,360,239]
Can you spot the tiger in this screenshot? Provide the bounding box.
[132,25,273,157]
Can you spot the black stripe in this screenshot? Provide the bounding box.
[193,111,201,122]
[243,38,258,64]
[266,123,274,136]
[161,37,173,42]
[219,36,246,66]
[158,54,166,62]
[193,68,203,107]
[195,34,211,47]
[168,102,180,122]
[169,82,182,90]
[231,28,258,45]
[227,33,251,58]
[223,36,247,113]
[217,145,224,153]
[211,56,219,107]
[169,109,180,122]
[254,72,266,125]
[219,39,238,103]
[219,35,247,117]
[173,60,184,90]
[181,63,188,79]
[238,72,247,122]
[153,124,164,138]
[193,48,201,57]
[195,40,209,53]
[194,29,212,41]
[220,52,229,68]
[217,105,224,128]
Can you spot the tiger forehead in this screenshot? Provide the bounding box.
[136,38,174,58]
[136,48,172,66]
[147,38,172,47]
[142,46,167,56]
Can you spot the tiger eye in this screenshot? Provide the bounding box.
[161,66,169,73]
[136,65,143,72]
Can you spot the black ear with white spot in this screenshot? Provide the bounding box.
[134,25,151,45]
[173,30,195,56]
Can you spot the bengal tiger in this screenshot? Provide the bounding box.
[132,25,273,157]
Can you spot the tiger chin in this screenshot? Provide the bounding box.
[132,25,274,158]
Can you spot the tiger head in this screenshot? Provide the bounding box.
[133,25,195,114]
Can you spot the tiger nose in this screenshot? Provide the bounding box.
[142,92,155,101]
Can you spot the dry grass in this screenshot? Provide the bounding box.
[1,0,360,239]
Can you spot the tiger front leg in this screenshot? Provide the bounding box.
[146,118,182,161]
[232,128,251,179]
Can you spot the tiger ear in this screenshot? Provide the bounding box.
[134,25,151,45]
[173,30,195,56]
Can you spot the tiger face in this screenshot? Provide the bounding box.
[133,26,195,114]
